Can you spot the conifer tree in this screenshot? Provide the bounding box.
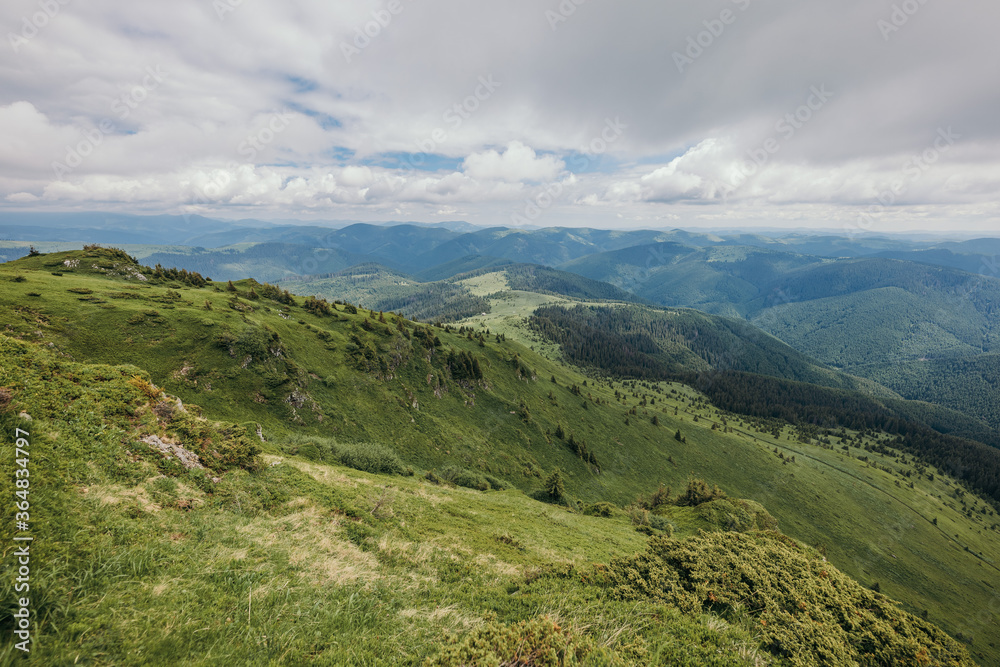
[544,469,565,500]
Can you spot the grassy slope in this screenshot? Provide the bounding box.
[5,335,972,665]
[280,264,641,325]
[1,249,999,664]
[279,266,491,323]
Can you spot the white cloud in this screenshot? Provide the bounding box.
[462,142,565,183]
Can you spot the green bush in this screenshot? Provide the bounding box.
[648,515,674,536]
[627,506,649,526]
[167,414,261,474]
[675,478,726,507]
[634,484,672,510]
[582,502,617,518]
[425,470,447,485]
[336,442,405,475]
[437,465,491,491]
[483,474,507,489]
[425,614,620,666]
[605,531,974,667]
[695,498,778,533]
[296,443,323,461]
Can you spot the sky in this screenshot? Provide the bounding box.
[1,0,999,233]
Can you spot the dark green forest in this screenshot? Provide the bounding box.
[530,304,1000,506]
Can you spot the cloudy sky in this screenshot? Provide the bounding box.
[2,0,998,232]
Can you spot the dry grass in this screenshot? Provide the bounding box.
[281,457,373,489]
[397,603,480,633]
[473,552,520,577]
[90,484,162,513]
[456,271,510,296]
[237,504,381,586]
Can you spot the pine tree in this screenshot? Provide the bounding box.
[544,469,565,501]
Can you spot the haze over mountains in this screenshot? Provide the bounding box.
[4,212,1000,436]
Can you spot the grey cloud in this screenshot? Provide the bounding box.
[0,0,997,231]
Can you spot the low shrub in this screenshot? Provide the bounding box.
[605,532,974,666]
[695,498,778,533]
[484,474,506,489]
[336,442,405,475]
[437,465,490,491]
[426,614,618,667]
[582,501,616,518]
[167,414,261,474]
[425,470,447,485]
[675,478,726,507]
[127,374,162,400]
[627,506,649,526]
[648,515,674,536]
[494,533,524,550]
[296,443,323,461]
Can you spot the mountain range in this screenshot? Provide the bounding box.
[2,216,1000,664]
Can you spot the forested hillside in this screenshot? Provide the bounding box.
[529,304,1000,505]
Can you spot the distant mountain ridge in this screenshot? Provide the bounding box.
[4,213,1000,432]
